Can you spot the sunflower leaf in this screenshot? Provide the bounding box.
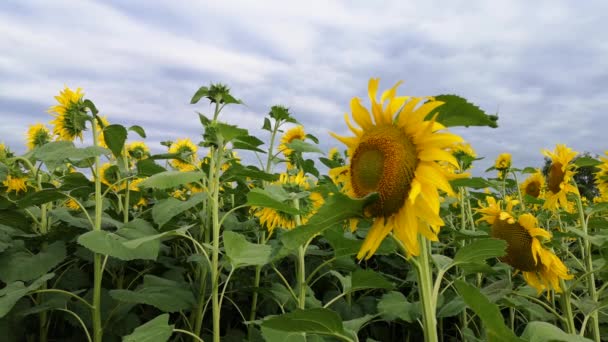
[138,171,204,190]
[453,238,506,266]
[224,231,272,268]
[427,95,498,128]
[520,321,592,342]
[122,313,173,342]
[103,124,128,159]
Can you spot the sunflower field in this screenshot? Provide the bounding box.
[1,79,607,342]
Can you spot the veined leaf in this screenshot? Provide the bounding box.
[122,313,173,342]
[426,95,498,128]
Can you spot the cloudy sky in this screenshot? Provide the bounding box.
[1,0,607,175]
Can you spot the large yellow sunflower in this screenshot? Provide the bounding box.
[26,123,52,150]
[595,151,608,199]
[168,138,198,171]
[48,87,88,141]
[476,198,573,293]
[520,170,545,199]
[254,171,324,234]
[331,78,465,259]
[543,144,578,211]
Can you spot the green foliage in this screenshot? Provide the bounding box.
[426,94,498,128]
[122,314,173,342]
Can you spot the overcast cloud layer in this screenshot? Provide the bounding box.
[1,0,607,174]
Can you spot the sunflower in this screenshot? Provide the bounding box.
[495,153,511,169]
[450,142,476,171]
[595,151,608,199]
[520,170,545,199]
[254,171,324,234]
[127,141,150,161]
[543,144,578,211]
[98,163,119,187]
[331,78,466,259]
[48,86,88,141]
[279,126,306,157]
[476,198,573,293]
[168,138,198,171]
[26,123,52,150]
[65,198,81,211]
[3,174,28,194]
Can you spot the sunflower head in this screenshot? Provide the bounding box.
[521,170,545,199]
[2,173,28,194]
[450,142,476,170]
[254,171,324,234]
[169,138,199,171]
[331,78,465,258]
[494,153,512,170]
[542,144,578,211]
[595,151,608,199]
[98,163,119,187]
[127,141,150,161]
[26,123,52,150]
[279,126,306,157]
[489,212,572,293]
[48,86,88,141]
[0,143,14,162]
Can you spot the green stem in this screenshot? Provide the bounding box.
[414,236,438,342]
[210,143,223,342]
[174,329,206,342]
[559,279,576,334]
[292,198,306,309]
[575,192,600,342]
[91,118,104,342]
[511,171,526,211]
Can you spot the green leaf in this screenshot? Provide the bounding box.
[152,192,207,227]
[455,280,523,342]
[286,140,323,154]
[138,171,204,190]
[103,124,128,159]
[0,242,66,283]
[450,177,494,189]
[77,219,166,261]
[122,313,173,342]
[190,86,209,104]
[216,122,248,142]
[224,164,278,182]
[351,269,394,291]
[520,321,592,342]
[574,157,601,167]
[128,125,146,138]
[0,163,8,182]
[343,314,375,334]
[262,117,272,131]
[453,239,506,266]
[261,308,351,340]
[111,275,196,312]
[233,135,265,153]
[223,231,272,268]
[33,141,109,169]
[426,95,498,128]
[0,273,55,318]
[136,159,166,177]
[16,189,66,208]
[377,291,417,323]
[281,192,376,250]
[247,187,300,215]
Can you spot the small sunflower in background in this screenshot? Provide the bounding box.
[279,126,306,157]
[254,171,324,234]
[2,173,28,194]
[520,170,545,199]
[168,138,199,171]
[127,141,150,161]
[331,78,465,259]
[48,86,88,141]
[450,142,476,171]
[477,197,573,293]
[595,151,608,200]
[494,152,511,179]
[543,144,578,211]
[98,162,119,188]
[25,123,52,150]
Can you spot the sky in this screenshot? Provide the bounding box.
[1,0,607,175]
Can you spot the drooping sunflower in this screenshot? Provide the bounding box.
[48,87,88,141]
[279,126,306,157]
[26,123,52,150]
[450,142,476,171]
[520,170,545,199]
[595,151,608,199]
[543,144,578,211]
[254,171,324,234]
[2,174,28,194]
[476,197,573,293]
[127,141,150,161]
[168,138,198,171]
[331,78,465,259]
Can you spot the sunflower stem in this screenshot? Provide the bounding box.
[293,198,306,309]
[559,279,576,334]
[574,191,600,342]
[91,118,104,342]
[415,236,438,342]
[511,171,526,211]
